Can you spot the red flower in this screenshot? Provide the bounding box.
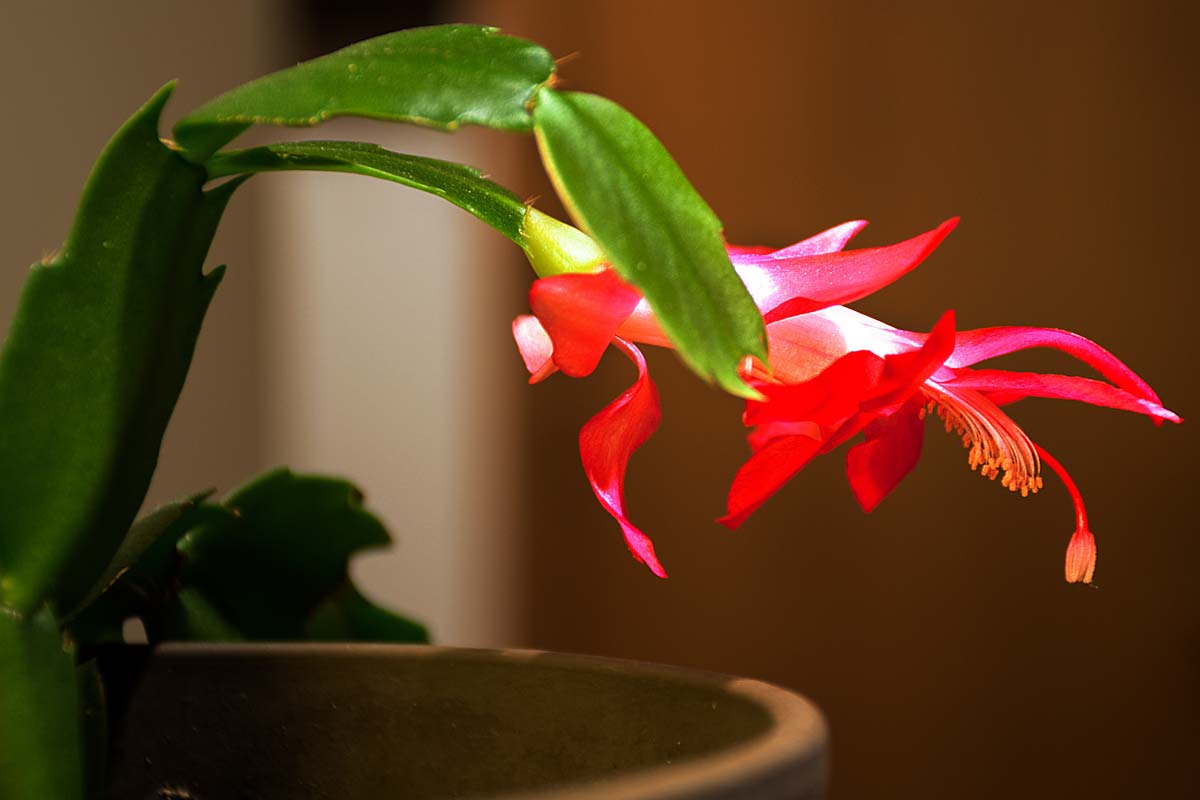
[513,219,1179,582]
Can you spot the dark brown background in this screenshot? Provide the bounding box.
[482,2,1199,797]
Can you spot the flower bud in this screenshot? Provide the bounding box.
[521,208,606,277]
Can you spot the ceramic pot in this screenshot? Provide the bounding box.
[98,644,827,799]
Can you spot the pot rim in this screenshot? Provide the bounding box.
[138,642,827,800]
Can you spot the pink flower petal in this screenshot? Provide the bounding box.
[846,396,927,512]
[946,326,1162,406]
[735,218,958,323]
[942,369,1181,423]
[578,337,667,577]
[512,315,558,384]
[530,268,642,377]
[745,349,886,428]
[860,310,957,413]
[757,312,855,384]
[727,220,870,261]
[747,420,823,452]
[725,311,958,528]
[724,351,890,529]
[725,243,774,256]
[620,222,875,348]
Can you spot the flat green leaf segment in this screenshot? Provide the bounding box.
[174,24,556,162]
[207,141,528,244]
[0,85,236,615]
[0,611,84,800]
[67,470,428,645]
[532,90,767,397]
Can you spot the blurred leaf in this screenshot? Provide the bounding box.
[175,24,556,162]
[0,609,83,800]
[0,85,240,614]
[65,470,427,645]
[532,90,767,398]
[207,140,528,243]
[63,493,213,621]
[64,498,228,646]
[305,584,429,643]
[176,469,388,637]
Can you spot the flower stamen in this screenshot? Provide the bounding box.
[919,384,1042,496]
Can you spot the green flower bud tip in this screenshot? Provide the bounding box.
[521,207,607,278]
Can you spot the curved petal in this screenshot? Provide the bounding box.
[530,268,642,377]
[725,243,774,256]
[755,301,922,386]
[614,299,672,349]
[745,349,886,427]
[861,310,957,412]
[846,396,926,512]
[747,420,823,452]
[941,369,1181,423]
[719,433,823,530]
[727,220,870,261]
[617,220,952,351]
[579,338,667,577]
[512,315,558,384]
[756,313,854,384]
[725,351,887,529]
[756,305,916,385]
[747,310,952,428]
[727,312,957,527]
[945,326,1162,405]
[735,218,958,323]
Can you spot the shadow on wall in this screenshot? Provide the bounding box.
[492,2,1199,799]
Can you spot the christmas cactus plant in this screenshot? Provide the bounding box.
[0,24,1177,799]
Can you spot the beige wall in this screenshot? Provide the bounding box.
[254,119,527,644]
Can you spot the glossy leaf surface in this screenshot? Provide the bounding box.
[533,90,767,397]
[0,611,83,800]
[174,24,556,161]
[207,140,527,243]
[0,85,235,614]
